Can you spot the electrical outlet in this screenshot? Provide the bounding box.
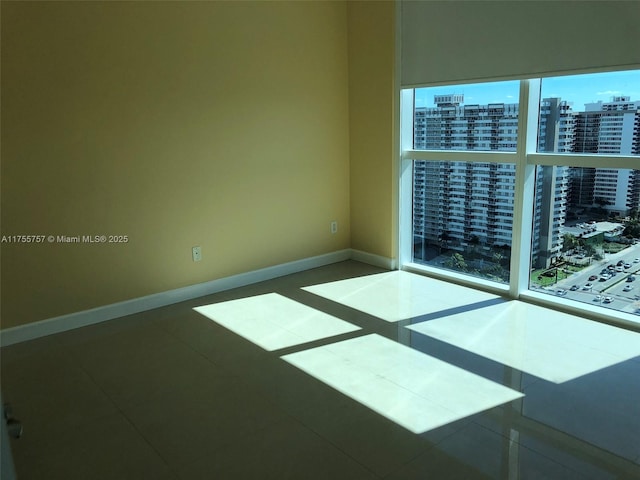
[192,246,202,262]
[330,221,338,234]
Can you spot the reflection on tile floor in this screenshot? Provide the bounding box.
[303,270,499,322]
[2,261,639,479]
[282,334,523,434]
[194,293,360,351]
[407,300,640,383]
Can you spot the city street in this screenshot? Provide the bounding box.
[549,243,640,314]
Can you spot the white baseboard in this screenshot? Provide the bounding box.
[350,249,397,270]
[1,249,361,347]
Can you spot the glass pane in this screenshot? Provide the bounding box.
[538,70,640,154]
[414,81,520,151]
[530,166,640,315]
[412,160,515,284]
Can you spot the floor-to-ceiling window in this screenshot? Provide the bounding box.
[400,70,640,324]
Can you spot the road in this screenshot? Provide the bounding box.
[547,243,640,315]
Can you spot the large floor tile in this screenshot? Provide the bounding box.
[176,417,379,480]
[78,340,226,409]
[385,422,590,480]
[303,270,500,322]
[9,412,177,480]
[519,358,640,463]
[121,375,288,469]
[194,292,361,351]
[282,334,523,434]
[1,345,118,434]
[65,321,179,373]
[407,300,640,383]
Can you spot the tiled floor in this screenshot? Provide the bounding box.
[2,261,639,479]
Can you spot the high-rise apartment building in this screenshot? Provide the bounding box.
[539,98,576,153]
[571,96,640,216]
[413,95,518,266]
[535,98,573,267]
[412,92,640,272]
[412,95,565,269]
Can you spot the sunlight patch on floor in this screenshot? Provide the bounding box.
[194,293,360,351]
[407,301,640,383]
[282,334,523,434]
[303,271,500,322]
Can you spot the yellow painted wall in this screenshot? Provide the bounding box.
[347,1,396,260]
[1,1,352,328]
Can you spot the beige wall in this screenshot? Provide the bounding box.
[347,1,396,260]
[1,1,355,328]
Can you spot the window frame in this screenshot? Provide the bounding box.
[398,77,640,330]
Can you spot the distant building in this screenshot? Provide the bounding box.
[572,96,640,215]
[412,95,560,269]
[535,98,573,267]
[538,98,575,153]
[412,92,639,270]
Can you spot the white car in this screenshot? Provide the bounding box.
[634,258,640,263]
[603,296,613,304]
[623,285,634,292]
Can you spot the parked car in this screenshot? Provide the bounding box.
[556,289,567,296]
[634,258,640,263]
[623,285,634,292]
[617,260,625,266]
[624,263,632,269]
[582,283,593,290]
[616,266,624,272]
[570,285,579,291]
[589,275,598,281]
[603,296,613,303]
[627,276,636,282]
[594,295,602,302]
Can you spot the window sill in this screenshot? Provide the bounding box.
[402,262,511,296]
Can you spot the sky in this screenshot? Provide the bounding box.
[414,70,640,112]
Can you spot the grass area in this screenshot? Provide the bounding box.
[531,268,567,287]
[530,264,585,288]
[603,242,629,254]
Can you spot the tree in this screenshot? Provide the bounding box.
[466,235,481,257]
[594,197,611,218]
[439,231,452,251]
[583,243,596,256]
[562,233,579,253]
[492,251,505,265]
[445,253,468,271]
[624,220,640,238]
